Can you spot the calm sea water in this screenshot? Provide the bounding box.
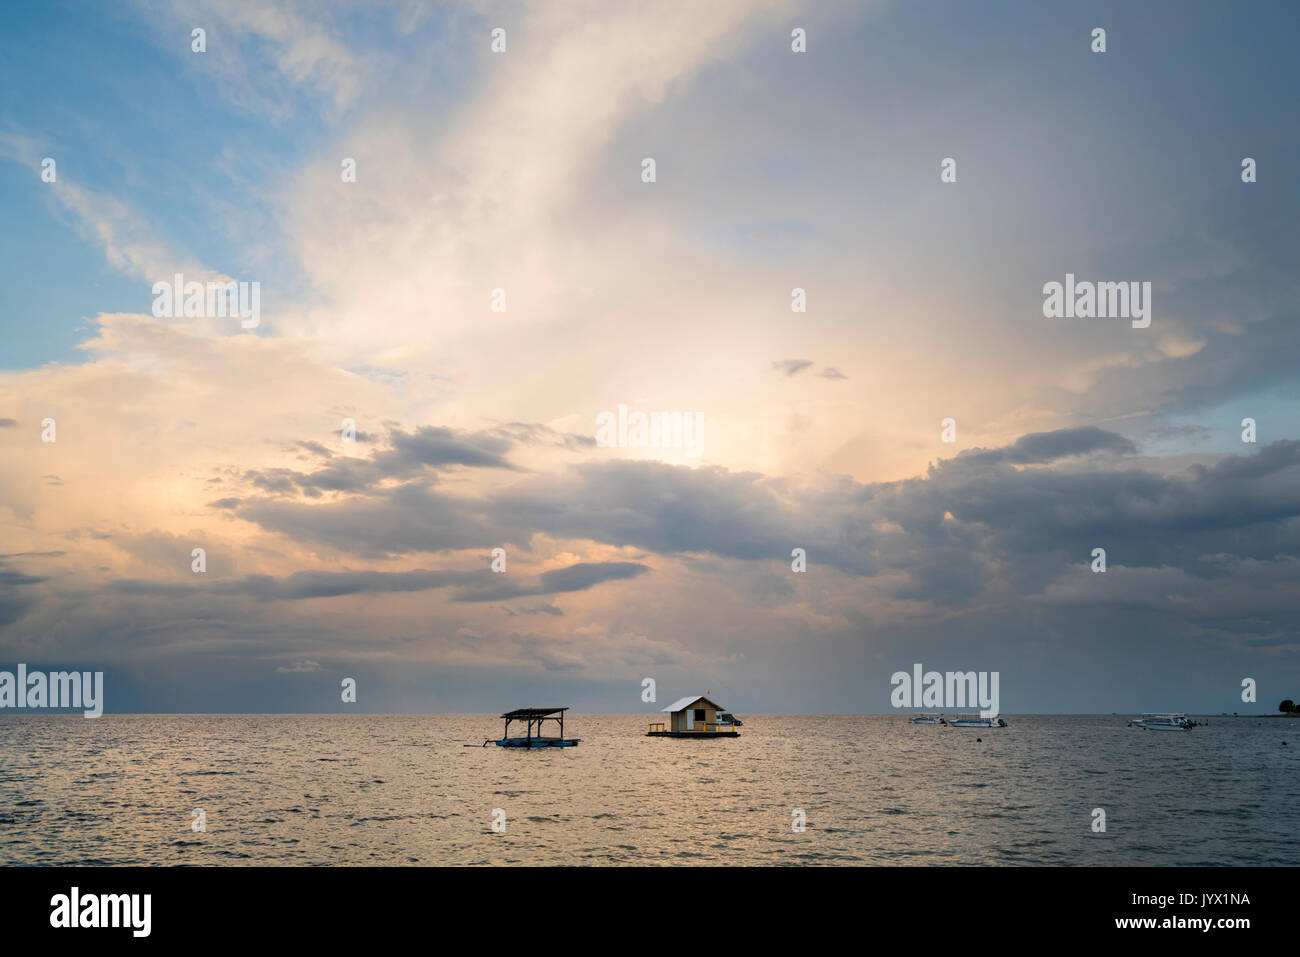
[0,714,1295,866]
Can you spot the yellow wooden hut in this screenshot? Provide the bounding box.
[647,694,741,738]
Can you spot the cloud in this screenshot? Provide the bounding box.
[236,424,580,501]
[234,483,497,556]
[960,427,1138,465]
[109,560,649,604]
[452,561,651,603]
[131,0,363,119]
[0,557,47,630]
[773,359,813,377]
[3,394,1300,706]
[275,659,322,673]
[218,425,1300,620]
[772,361,846,381]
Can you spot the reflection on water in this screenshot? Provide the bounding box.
[1,714,1295,865]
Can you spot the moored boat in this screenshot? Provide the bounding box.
[909,713,946,725]
[1128,713,1191,731]
[948,714,1007,728]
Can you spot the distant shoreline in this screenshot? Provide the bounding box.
[1,711,1298,718]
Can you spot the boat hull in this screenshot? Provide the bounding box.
[646,730,740,738]
[493,737,580,747]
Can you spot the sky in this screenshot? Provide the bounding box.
[1,0,1298,714]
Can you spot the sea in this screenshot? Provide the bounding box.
[1,714,1295,866]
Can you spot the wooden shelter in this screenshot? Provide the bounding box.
[492,707,580,747]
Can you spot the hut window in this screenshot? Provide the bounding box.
[694,709,705,721]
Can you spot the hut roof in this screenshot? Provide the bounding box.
[661,695,723,714]
[500,707,568,719]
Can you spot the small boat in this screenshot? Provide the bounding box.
[495,738,577,748]
[948,714,1007,728]
[909,713,946,725]
[1128,713,1190,731]
[488,707,580,747]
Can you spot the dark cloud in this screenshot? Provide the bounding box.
[0,418,17,428]
[4,425,1300,712]
[512,604,564,616]
[113,567,479,600]
[222,427,1300,618]
[0,558,46,630]
[108,561,647,604]
[452,561,650,602]
[961,427,1137,465]
[235,482,496,556]
[486,434,1300,613]
[240,425,530,499]
[294,440,333,459]
[772,360,846,381]
[489,422,596,450]
[539,561,647,592]
[382,426,516,471]
[492,460,820,565]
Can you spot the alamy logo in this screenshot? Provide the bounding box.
[152,273,260,328]
[596,404,703,457]
[891,663,1000,717]
[50,887,150,937]
[1042,273,1151,328]
[0,664,103,717]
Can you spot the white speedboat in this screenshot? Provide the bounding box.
[1128,713,1190,731]
[948,714,1007,728]
[909,713,946,725]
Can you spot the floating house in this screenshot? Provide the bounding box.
[490,707,580,747]
[647,694,740,738]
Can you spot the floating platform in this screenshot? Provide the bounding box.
[646,730,739,738]
[487,707,579,748]
[493,737,580,748]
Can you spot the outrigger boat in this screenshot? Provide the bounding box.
[909,713,946,725]
[1128,713,1190,731]
[948,714,1007,728]
[487,707,580,747]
